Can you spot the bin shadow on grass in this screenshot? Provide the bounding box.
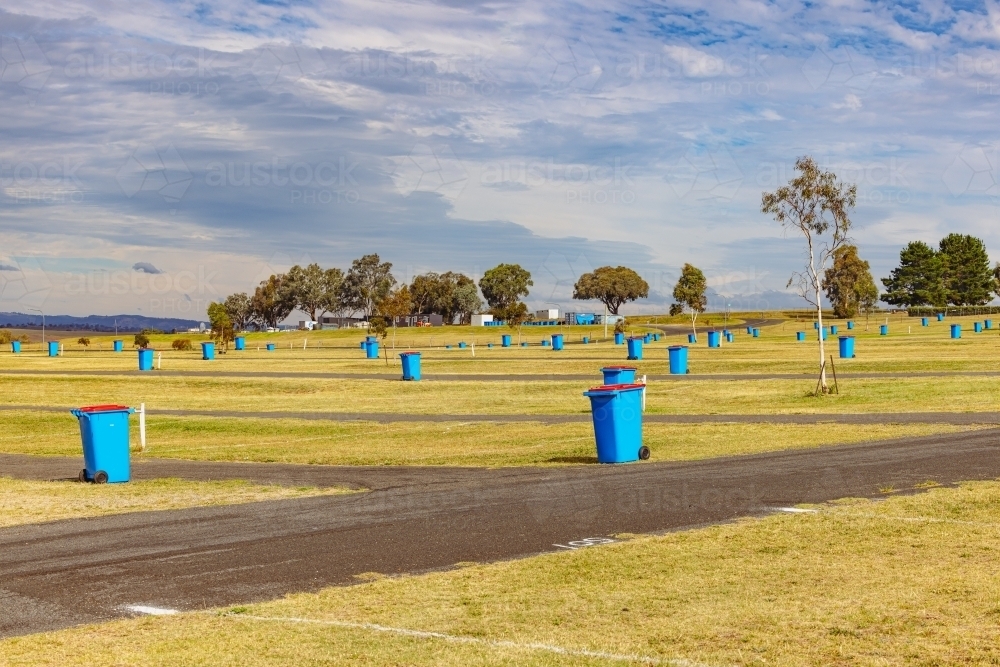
[545,455,599,464]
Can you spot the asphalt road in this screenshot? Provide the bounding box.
[4,427,1000,639]
[3,403,1000,424]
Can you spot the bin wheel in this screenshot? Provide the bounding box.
[78,469,88,483]
[94,470,108,484]
[638,446,650,460]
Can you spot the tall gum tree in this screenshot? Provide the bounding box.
[762,156,856,393]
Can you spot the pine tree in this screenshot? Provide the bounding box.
[881,241,946,307]
[939,234,993,306]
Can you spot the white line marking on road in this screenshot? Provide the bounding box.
[124,605,178,616]
[221,614,713,666]
[553,536,616,550]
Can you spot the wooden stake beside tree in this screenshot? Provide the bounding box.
[762,156,856,394]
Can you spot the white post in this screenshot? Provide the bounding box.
[471,343,475,357]
[59,343,64,355]
[157,352,162,369]
[139,403,146,451]
[641,374,647,412]
[604,303,608,340]
[303,339,307,350]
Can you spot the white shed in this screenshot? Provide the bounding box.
[471,314,494,326]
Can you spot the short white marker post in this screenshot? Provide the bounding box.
[303,339,307,350]
[139,403,146,451]
[641,374,647,411]
[157,352,162,369]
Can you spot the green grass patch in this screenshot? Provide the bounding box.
[0,410,974,467]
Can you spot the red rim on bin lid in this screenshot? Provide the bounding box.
[77,404,131,413]
[586,382,646,392]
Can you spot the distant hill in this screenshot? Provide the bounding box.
[0,312,202,333]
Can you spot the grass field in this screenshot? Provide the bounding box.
[3,314,999,376]
[0,476,353,528]
[0,410,970,466]
[6,479,1000,666]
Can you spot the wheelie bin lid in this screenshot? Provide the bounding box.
[668,345,688,350]
[399,351,420,356]
[584,382,646,397]
[71,404,134,416]
[601,365,636,370]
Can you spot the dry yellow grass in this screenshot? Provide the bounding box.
[6,480,1000,665]
[0,476,354,528]
[0,410,973,466]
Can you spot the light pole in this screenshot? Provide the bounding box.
[27,308,45,344]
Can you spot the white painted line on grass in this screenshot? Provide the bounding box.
[222,613,715,666]
[124,605,179,616]
[774,507,819,514]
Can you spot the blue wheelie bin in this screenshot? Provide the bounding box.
[582,336,590,344]
[201,341,215,360]
[687,333,696,344]
[266,342,276,351]
[724,331,733,343]
[365,339,379,358]
[838,336,855,359]
[552,334,564,350]
[48,341,59,357]
[614,332,624,345]
[643,333,651,344]
[937,313,944,321]
[752,328,760,338]
[458,342,467,349]
[234,336,245,350]
[502,334,511,347]
[975,322,983,333]
[113,339,123,352]
[668,345,688,374]
[71,404,134,483]
[707,330,720,348]
[10,341,20,353]
[847,321,854,330]
[626,337,643,360]
[987,319,994,330]
[796,331,806,341]
[138,348,153,371]
[830,325,838,334]
[880,324,888,336]
[601,366,636,384]
[951,324,961,339]
[747,326,753,334]
[583,383,647,463]
[400,352,421,381]
[921,317,928,327]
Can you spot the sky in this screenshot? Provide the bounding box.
[2,0,1000,320]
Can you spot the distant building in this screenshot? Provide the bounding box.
[535,308,559,321]
[298,320,317,330]
[471,314,494,326]
[564,312,595,325]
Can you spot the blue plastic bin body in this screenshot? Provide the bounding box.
[813,322,819,329]
[614,332,624,345]
[583,384,644,464]
[365,339,379,358]
[687,333,696,344]
[48,341,59,357]
[113,340,123,352]
[653,333,661,341]
[880,324,888,336]
[137,348,153,371]
[400,352,421,381]
[847,321,855,330]
[724,331,733,343]
[831,325,838,334]
[601,366,636,384]
[752,328,760,338]
[987,320,994,330]
[488,343,493,349]
[502,334,511,347]
[266,343,275,351]
[796,331,806,341]
[746,326,753,334]
[819,328,826,341]
[552,334,564,350]
[951,323,961,339]
[458,342,467,349]
[838,336,855,359]
[937,313,944,321]
[201,341,215,360]
[707,330,720,348]
[521,342,528,347]
[921,318,928,327]
[360,340,366,349]
[975,322,983,333]
[582,336,590,344]
[626,337,643,360]
[541,340,550,347]
[10,341,20,353]
[72,405,134,483]
[234,336,245,350]
[668,345,688,375]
